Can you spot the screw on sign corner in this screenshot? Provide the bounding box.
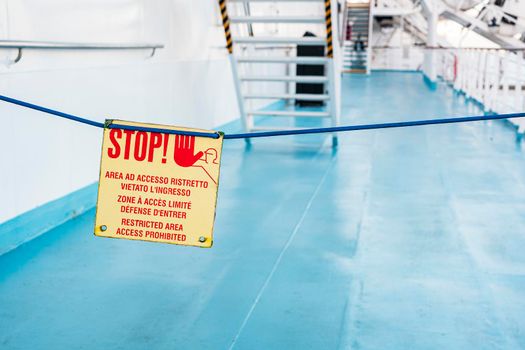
[100,225,108,232]
[199,236,207,243]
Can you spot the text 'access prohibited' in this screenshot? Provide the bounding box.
[94,120,223,248]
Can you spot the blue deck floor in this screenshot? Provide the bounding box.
[2,72,525,349]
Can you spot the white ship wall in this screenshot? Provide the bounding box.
[0,0,239,224]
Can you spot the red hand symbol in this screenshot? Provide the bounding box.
[173,134,203,167]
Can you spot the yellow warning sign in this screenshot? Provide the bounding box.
[94,120,223,248]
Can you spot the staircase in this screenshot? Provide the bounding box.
[343,1,372,73]
[218,0,340,145]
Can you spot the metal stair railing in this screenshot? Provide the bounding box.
[218,0,340,146]
[342,1,372,74]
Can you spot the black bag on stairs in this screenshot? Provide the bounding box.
[295,31,325,107]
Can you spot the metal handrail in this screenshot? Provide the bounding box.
[340,0,348,45]
[372,45,525,51]
[0,40,164,63]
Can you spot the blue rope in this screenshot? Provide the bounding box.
[0,94,220,138]
[224,112,525,139]
[1,93,525,140]
[0,94,105,128]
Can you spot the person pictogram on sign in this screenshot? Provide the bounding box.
[199,148,219,164]
[194,147,220,184]
[173,135,204,167]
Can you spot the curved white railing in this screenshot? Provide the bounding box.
[437,48,525,131]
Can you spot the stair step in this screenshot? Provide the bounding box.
[237,56,329,64]
[240,75,328,83]
[244,93,329,101]
[250,126,318,132]
[247,110,330,118]
[234,37,326,45]
[343,68,367,73]
[347,3,370,8]
[344,43,368,47]
[230,16,324,23]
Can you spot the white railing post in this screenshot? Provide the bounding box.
[229,55,251,132]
